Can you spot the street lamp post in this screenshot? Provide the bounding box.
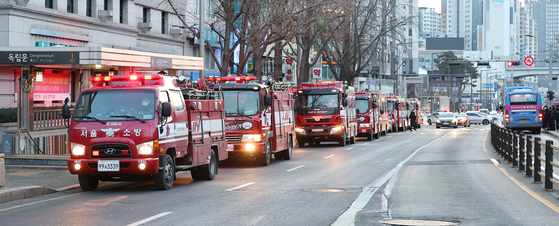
[527,34,553,105]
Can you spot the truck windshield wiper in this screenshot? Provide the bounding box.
[110,115,146,123]
[226,113,252,120]
[73,116,106,124]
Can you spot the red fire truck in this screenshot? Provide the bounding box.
[386,96,408,132]
[355,92,380,141]
[63,74,227,191]
[295,81,357,146]
[211,76,294,166]
[375,94,392,135]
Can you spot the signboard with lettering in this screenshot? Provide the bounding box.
[34,73,71,93]
[0,52,79,65]
[150,57,172,68]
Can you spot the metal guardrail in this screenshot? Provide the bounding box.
[33,108,73,130]
[490,123,556,191]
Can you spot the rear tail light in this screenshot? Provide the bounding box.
[505,111,509,121]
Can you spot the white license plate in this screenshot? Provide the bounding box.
[312,129,323,132]
[98,160,120,172]
[361,129,367,133]
[227,144,234,152]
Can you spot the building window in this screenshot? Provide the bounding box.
[67,0,74,13]
[45,0,53,9]
[104,0,109,10]
[143,7,149,23]
[161,12,167,34]
[119,0,124,23]
[86,0,92,17]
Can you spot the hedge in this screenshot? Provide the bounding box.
[0,108,17,123]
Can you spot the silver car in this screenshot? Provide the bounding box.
[465,111,493,125]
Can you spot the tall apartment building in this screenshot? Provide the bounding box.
[441,0,482,51]
[419,7,442,38]
[520,6,539,58]
[476,0,520,60]
[526,0,559,67]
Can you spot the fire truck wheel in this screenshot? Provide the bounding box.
[155,154,174,190]
[367,133,373,141]
[350,133,356,144]
[78,175,98,191]
[339,132,347,146]
[190,168,203,181]
[280,137,293,160]
[297,139,306,147]
[200,149,217,180]
[259,141,272,166]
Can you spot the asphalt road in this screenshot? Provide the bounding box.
[2,124,559,226]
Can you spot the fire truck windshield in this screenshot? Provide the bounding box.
[298,94,339,115]
[74,90,156,121]
[388,102,394,111]
[356,99,369,114]
[223,90,260,116]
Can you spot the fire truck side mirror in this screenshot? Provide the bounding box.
[380,109,385,114]
[372,102,378,109]
[264,94,272,107]
[406,102,410,110]
[342,98,348,107]
[61,97,71,119]
[162,102,172,117]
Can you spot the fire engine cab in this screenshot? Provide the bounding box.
[386,96,408,132]
[211,76,294,166]
[63,74,227,191]
[295,81,357,146]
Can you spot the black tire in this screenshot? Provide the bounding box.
[297,139,305,147]
[259,140,272,166]
[428,119,432,125]
[78,174,98,191]
[339,131,347,146]
[191,168,203,181]
[535,129,541,134]
[280,137,293,160]
[367,133,373,141]
[417,124,421,129]
[155,154,174,190]
[454,125,458,128]
[200,149,217,180]
[482,120,489,125]
[314,141,320,146]
[436,126,440,129]
[350,129,356,144]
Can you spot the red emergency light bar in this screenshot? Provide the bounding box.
[205,76,257,82]
[89,74,161,82]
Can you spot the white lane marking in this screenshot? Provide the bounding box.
[331,132,450,226]
[225,182,255,192]
[361,143,368,145]
[286,165,305,172]
[324,154,336,159]
[345,147,354,151]
[127,212,173,226]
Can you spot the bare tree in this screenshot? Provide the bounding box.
[321,0,415,85]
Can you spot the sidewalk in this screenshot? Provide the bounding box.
[544,129,559,140]
[0,155,78,204]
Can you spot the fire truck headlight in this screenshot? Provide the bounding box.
[242,134,262,142]
[245,143,256,151]
[137,141,154,155]
[71,143,86,156]
[330,126,343,134]
[294,127,306,134]
[359,123,370,128]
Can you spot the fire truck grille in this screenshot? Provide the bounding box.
[225,134,243,144]
[91,144,132,159]
[304,118,331,123]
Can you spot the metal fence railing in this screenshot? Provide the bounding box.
[490,123,557,191]
[33,108,73,130]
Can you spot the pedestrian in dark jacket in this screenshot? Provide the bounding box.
[551,106,557,131]
[410,110,417,131]
[544,106,551,130]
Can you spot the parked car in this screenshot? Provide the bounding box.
[479,109,489,116]
[436,112,458,129]
[465,111,492,125]
[427,112,439,125]
[455,113,470,127]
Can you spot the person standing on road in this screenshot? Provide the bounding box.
[543,106,551,130]
[552,106,557,131]
[409,110,417,131]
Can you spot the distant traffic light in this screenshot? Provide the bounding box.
[507,61,521,67]
[547,91,555,100]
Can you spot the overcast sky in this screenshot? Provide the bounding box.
[418,0,441,13]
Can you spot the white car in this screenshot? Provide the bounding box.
[465,111,493,125]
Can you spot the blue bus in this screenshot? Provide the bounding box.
[503,87,542,134]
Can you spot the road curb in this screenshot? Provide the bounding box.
[0,186,56,204]
[543,130,559,140]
